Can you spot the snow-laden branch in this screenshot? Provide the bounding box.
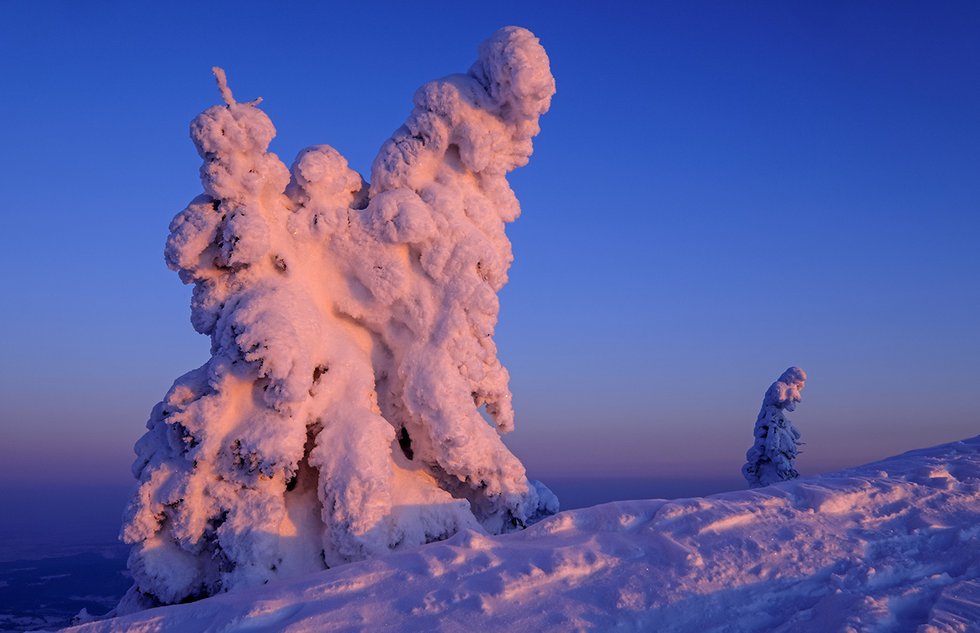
[211,66,262,107]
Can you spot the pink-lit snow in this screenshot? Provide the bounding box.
[68,436,980,632]
[54,23,980,633]
[121,26,557,610]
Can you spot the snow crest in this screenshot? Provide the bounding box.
[76,437,980,632]
[120,26,557,609]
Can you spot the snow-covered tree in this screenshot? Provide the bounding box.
[742,367,807,488]
[119,26,558,611]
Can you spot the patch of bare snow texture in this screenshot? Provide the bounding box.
[118,26,557,611]
[68,436,980,632]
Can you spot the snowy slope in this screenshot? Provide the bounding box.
[67,436,980,632]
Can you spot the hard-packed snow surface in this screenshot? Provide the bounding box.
[120,26,557,610]
[743,367,807,487]
[72,437,980,632]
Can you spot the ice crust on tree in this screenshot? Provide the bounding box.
[742,367,807,488]
[120,26,558,610]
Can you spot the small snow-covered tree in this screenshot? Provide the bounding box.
[742,367,807,488]
[119,26,558,611]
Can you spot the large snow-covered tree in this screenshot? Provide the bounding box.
[120,26,558,610]
[742,367,807,488]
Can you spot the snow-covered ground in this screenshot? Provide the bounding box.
[66,435,980,632]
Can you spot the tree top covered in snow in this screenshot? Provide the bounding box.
[743,367,807,488]
[120,26,558,611]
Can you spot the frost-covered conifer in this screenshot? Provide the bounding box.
[742,367,807,488]
[119,27,558,611]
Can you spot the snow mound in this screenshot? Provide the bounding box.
[71,436,980,632]
[120,26,557,610]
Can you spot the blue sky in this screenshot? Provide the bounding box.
[1,1,978,529]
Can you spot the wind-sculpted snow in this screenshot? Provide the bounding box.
[743,367,807,487]
[119,27,558,610]
[73,437,980,632]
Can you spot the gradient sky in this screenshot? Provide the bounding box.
[1,1,978,536]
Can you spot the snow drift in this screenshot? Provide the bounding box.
[120,26,557,609]
[73,437,980,632]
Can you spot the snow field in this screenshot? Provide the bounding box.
[71,436,980,632]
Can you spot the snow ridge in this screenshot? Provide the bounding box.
[73,436,980,632]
